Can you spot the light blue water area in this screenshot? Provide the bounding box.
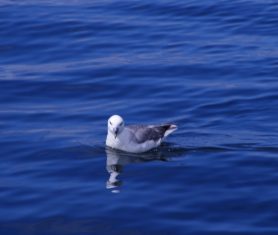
[1,0,278,234]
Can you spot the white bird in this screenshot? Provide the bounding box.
[106,115,177,153]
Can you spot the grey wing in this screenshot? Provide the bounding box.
[127,125,171,144]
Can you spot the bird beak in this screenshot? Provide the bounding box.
[114,128,119,139]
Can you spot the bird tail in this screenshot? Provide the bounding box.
[164,124,177,137]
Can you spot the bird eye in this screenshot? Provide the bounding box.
[120,122,123,126]
[109,121,112,125]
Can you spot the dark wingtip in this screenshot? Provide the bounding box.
[162,124,177,137]
[163,124,177,131]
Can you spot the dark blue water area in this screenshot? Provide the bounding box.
[1,0,278,234]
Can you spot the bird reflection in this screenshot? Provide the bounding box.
[105,147,168,193]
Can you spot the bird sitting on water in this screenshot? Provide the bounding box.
[106,115,177,153]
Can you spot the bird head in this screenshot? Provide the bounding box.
[108,115,125,139]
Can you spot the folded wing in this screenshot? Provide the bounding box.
[127,124,177,144]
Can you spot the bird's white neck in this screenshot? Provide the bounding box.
[106,128,129,149]
[106,130,121,146]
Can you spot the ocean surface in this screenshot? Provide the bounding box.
[1,0,278,234]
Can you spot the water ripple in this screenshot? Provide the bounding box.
[1,0,278,234]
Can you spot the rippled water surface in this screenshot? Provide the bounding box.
[1,0,278,234]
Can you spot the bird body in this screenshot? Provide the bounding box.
[106,115,177,153]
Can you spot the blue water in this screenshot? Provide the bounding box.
[1,0,278,234]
